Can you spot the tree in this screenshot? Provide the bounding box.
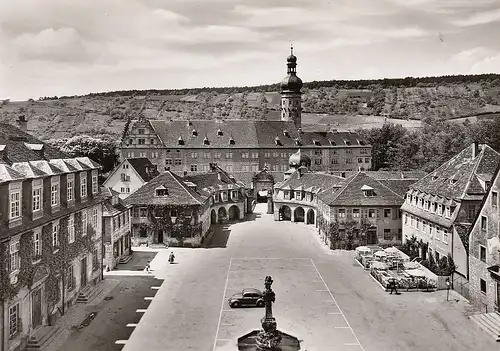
[46,135,119,174]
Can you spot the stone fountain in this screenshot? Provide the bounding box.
[237,276,301,351]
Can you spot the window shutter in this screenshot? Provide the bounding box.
[392,209,398,220]
[362,209,368,218]
[376,209,380,219]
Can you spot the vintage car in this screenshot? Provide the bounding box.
[228,288,265,308]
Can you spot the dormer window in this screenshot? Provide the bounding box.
[329,140,336,146]
[344,139,351,146]
[295,138,301,146]
[203,137,210,145]
[450,178,457,185]
[283,130,289,137]
[217,128,223,136]
[155,186,168,197]
[178,136,184,145]
[432,175,438,181]
[357,139,365,145]
[275,136,282,146]
[361,185,374,197]
[229,137,235,145]
[192,129,198,137]
[313,140,321,146]
[187,121,192,126]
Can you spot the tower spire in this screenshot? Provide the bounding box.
[290,44,293,56]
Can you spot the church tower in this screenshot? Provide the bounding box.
[280,45,303,129]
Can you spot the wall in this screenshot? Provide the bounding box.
[452,228,468,277]
[468,174,500,312]
[103,161,145,199]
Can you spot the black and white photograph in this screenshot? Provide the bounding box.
[1,1,500,350]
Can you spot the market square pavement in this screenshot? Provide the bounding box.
[120,204,499,351]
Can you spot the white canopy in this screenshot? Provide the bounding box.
[374,251,388,257]
[356,246,372,253]
[384,247,399,254]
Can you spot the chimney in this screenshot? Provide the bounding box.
[183,170,188,176]
[472,142,479,158]
[16,115,27,132]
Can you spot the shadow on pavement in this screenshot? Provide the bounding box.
[115,251,157,271]
[203,224,232,248]
[244,213,262,221]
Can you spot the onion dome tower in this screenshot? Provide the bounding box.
[288,149,311,170]
[280,45,303,129]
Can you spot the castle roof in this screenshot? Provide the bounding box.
[146,120,367,149]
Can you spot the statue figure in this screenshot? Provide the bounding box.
[256,276,282,349]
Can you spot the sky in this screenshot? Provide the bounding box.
[1,0,500,101]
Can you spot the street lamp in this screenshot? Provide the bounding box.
[446,278,451,301]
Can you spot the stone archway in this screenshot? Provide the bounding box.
[211,209,217,225]
[294,207,305,222]
[218,207,227,223]
[279,205,291,221]
[228,205,240,221]
[306,209,315,225]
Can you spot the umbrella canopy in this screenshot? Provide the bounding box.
[403,262,421,270]
[371,261,388,270]
[356,246,371,253]
[384,247,400,254]
[374,251,388,257]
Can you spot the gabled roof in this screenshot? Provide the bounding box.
[409,143,500,200]
[102,187,131,217]
[0,122,68,164]
[124,171,207,206]
[140,120,369,148]
[319,172,406,206]
[183,164,235,190]
[0,164,25,182]
[127,158,159,182]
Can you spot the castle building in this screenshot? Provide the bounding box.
[118,48,372,178]
[273,150,423,248]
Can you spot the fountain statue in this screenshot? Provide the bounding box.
[237,276,301,351]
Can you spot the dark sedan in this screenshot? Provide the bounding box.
[228,288,264,308]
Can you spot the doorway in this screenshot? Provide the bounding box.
[32,288,42,328]
[367,227,378,245]
[158,230,164,244]
[80,257,87,287]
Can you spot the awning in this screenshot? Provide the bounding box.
[487,265,500,282]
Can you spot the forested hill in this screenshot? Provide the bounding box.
[1,73,500,140]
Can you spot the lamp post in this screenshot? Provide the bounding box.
[446,278,450,301]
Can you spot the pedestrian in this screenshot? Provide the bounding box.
[388,278,398,294]
[145,261,151,273]
[169,252,175,264]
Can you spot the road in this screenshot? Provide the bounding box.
[120,204,498,351]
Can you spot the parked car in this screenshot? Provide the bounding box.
[228,288,264,308]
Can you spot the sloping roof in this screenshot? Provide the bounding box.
[378,179,420,198]
[0,122,69,164]
[319,172,406,206]
[127,158,159,182]
[183,164,238,190]
[276,171,346,192]
[124,171,207,206]
[146,119,368,148]
[363,171,427,180]
[409,143,500,200]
